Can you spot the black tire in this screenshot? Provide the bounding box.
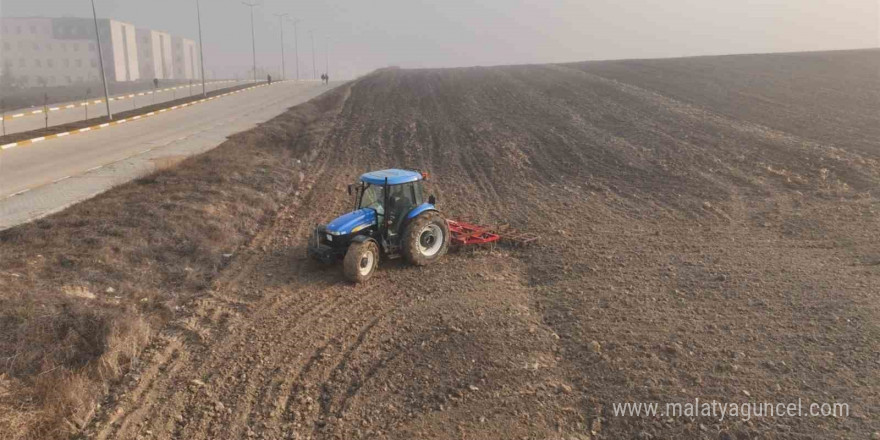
[343,240,379,283]
[402,211,450,266]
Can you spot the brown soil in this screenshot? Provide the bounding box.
[0,82,265,145]
[2,49,879,440]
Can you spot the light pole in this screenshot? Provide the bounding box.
[310,30,316,80]
[324,39,329,81]
[90,0,112,120]
[274,13,288,80]
[196,0,207,96]
[288,18,300,81]
[242,1,259,82]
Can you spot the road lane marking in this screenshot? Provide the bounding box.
[0,80,241,121]
[0,82,282,149]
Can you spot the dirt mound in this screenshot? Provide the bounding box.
[2,49,879,439]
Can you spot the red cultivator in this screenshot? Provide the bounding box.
[446,219,538,247]
[446,219,501,245]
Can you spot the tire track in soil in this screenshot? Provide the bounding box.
[180,164,359,440]
[86,87,355,439]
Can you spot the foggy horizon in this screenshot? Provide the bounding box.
[1,0,878,80]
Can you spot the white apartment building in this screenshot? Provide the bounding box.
[1,17,200,88]
[172,36,199,81]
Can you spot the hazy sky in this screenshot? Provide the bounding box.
[1,0,878,79]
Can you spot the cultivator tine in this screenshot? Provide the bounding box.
[490,224,539,247]
[447,219,501,245]
[447,218,538,247]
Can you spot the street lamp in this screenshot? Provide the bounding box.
[287,18,300,81]
[274,13,288,81]
[242,1,259,82]
[90,0,112,120]
[196,0,207,96]
[310,30,316,80]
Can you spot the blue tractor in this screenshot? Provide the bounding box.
[307,169,451,282]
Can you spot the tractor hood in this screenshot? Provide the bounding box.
[325,208,377,235]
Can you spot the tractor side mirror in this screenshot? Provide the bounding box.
[347,184,353,195]
[428,195,436,205]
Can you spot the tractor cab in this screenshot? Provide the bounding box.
[347,169,434,237]
[308,169,449,282]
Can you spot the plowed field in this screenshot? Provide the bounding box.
[2,49,878,439]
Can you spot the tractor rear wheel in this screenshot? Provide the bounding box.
[403,211,450,266]
[343,240,379,283]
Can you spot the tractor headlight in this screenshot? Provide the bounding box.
[326,234,333,242]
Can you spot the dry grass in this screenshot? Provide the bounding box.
[0,84,349,439]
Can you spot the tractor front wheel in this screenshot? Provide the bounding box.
[343,240,379,283]
[403,211,450,266]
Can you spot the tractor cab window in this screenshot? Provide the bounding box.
[359,184,384,215]
[413,181,425,205]
[387,183,418,232]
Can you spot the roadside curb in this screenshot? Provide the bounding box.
[0,81,288,150]
[0,79,240,121]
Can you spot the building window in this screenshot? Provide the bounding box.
[61,42,66,51]
[35,59,41,67]
[63,59,70,67]
[34,42,40,51]
[16,26,22,34]
[19,58,26,67]
[73,43,79,52]
[75,59,82,67]
[66,76,72,84]
[77,76,83,82]
[91,59,97,68]
[2,42,9,51]
[47,59,54,67]
[46,42,52,51]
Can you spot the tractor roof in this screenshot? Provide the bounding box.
[360,169,422,185]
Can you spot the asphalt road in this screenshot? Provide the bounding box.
[2,79,249,135]
[0,80,339,229]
